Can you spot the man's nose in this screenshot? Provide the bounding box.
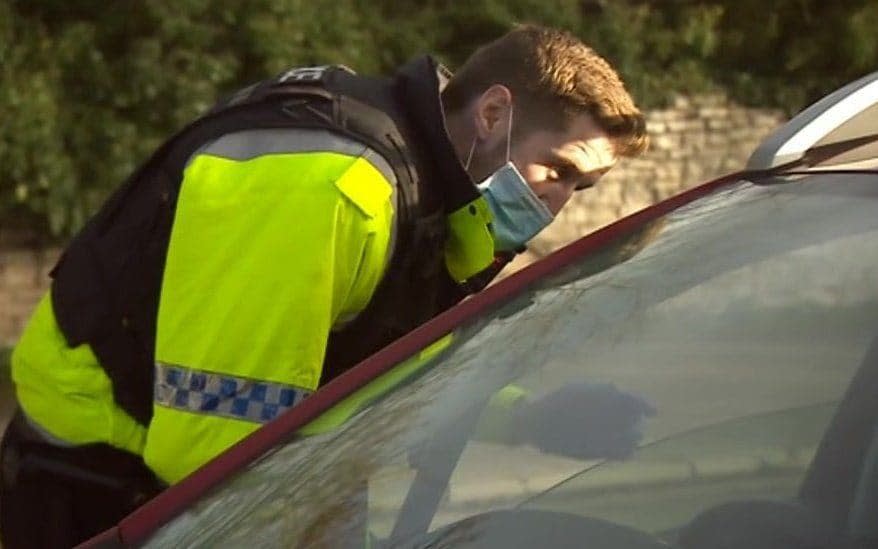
[544,183,575,215]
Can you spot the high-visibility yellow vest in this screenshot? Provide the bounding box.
[145,130,396,482]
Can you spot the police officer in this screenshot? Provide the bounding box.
[1,24,647,548]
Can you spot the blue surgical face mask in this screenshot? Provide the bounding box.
[476,162,553,252]
[466,105,554,252]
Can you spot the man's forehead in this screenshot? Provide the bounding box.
[519,110,617,160]
[551,131,617,163]
[537,112,611,146]
[557,135,614,154]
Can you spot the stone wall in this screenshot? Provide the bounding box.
[0,94,786,346]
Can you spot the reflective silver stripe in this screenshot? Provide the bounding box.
[196,128,397,188]
[154,362,312,424]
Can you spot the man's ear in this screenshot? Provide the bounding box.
[473,84,513,143]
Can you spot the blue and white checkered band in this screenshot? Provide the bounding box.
[154,362,312,424]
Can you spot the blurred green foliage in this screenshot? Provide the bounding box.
[2,0,877,238]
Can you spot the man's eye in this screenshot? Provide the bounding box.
[551,165,572,180]
[565,166,578,178]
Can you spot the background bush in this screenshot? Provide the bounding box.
[2,0,876,239]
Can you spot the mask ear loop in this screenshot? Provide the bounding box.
[465,137,477,171]
[466,101,513,171]
[506,103,514,164]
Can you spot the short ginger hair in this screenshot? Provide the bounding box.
[442,24,648,157]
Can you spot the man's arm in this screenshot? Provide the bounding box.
[143,135,395,484]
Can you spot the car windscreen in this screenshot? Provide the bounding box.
[143,172,878,548]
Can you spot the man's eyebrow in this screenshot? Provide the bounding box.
[552,150,598,181]
[548,151,582,171]
[546,151,599,190]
